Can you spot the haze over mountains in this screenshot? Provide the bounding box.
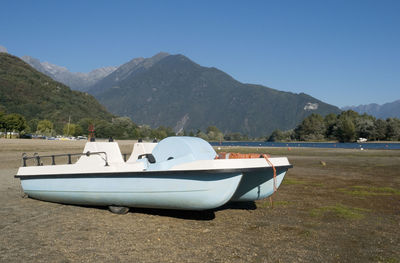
[17,51,342,137]
[342,100,400,119]
[21,55,117,91]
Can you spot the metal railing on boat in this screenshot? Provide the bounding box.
[21,151,109,167]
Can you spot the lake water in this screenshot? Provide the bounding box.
[210,141,400,150]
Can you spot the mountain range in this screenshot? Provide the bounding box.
[87,53,341,137]
[21,55,117,91]
[0,53,113,130]
[4,47,344,137]
[342,100,400,119]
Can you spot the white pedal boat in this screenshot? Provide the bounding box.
[15,137,292,211]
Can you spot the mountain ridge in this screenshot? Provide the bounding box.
[88,52,170,96]
[21,55,117,91]
[90,53,341,137]
[342,100,400,119]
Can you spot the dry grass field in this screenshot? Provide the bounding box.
[0,139,399,262]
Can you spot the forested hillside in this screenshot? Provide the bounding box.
[0,53,114,133]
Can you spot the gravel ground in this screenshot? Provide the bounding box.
[0,139,399,262]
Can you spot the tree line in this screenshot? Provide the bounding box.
[267,110,400,142]
[2,109,399,142]
[0,111,245,141]
[0,112,176,140]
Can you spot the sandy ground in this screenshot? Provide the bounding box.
[0,139,399,262]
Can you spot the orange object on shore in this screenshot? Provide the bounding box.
[216,152,270,159]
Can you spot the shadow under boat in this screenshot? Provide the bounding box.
[73,200,257,221]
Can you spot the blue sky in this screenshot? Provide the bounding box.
[1,0,399,107]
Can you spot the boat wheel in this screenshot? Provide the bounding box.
[108,206,129,214]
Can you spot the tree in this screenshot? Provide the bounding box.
[336,117,356,142]
[0,112,5,138]
[267,129,294,142]
[324,113,338,139]
[73,125,83,137]
[0,111,5,131]
[294,113,325,141]
[110,117,136,139]
[4,113,27,136]
[355,114,375,140]
[339,110,359,120]
[151,126,175,140]
[94,120,113,138]
[63,123,79,136]
[36,119,54,137]
[332,111,361,142]
[206,126,224,141]
[196,131,209,141]
[386,118,400,141]
[28,118,39,134]
[136,125,152,140]
[373,119,387,141]
[267,129,283,142]
[206,126,220,134]
[150,127,168,140]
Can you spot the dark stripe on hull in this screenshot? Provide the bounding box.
[15,165,293,180]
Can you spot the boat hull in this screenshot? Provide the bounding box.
[20,172,243,210]
[230,167,287,202]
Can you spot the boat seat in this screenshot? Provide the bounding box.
[127,142,157,163]
[76,142,124,165]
